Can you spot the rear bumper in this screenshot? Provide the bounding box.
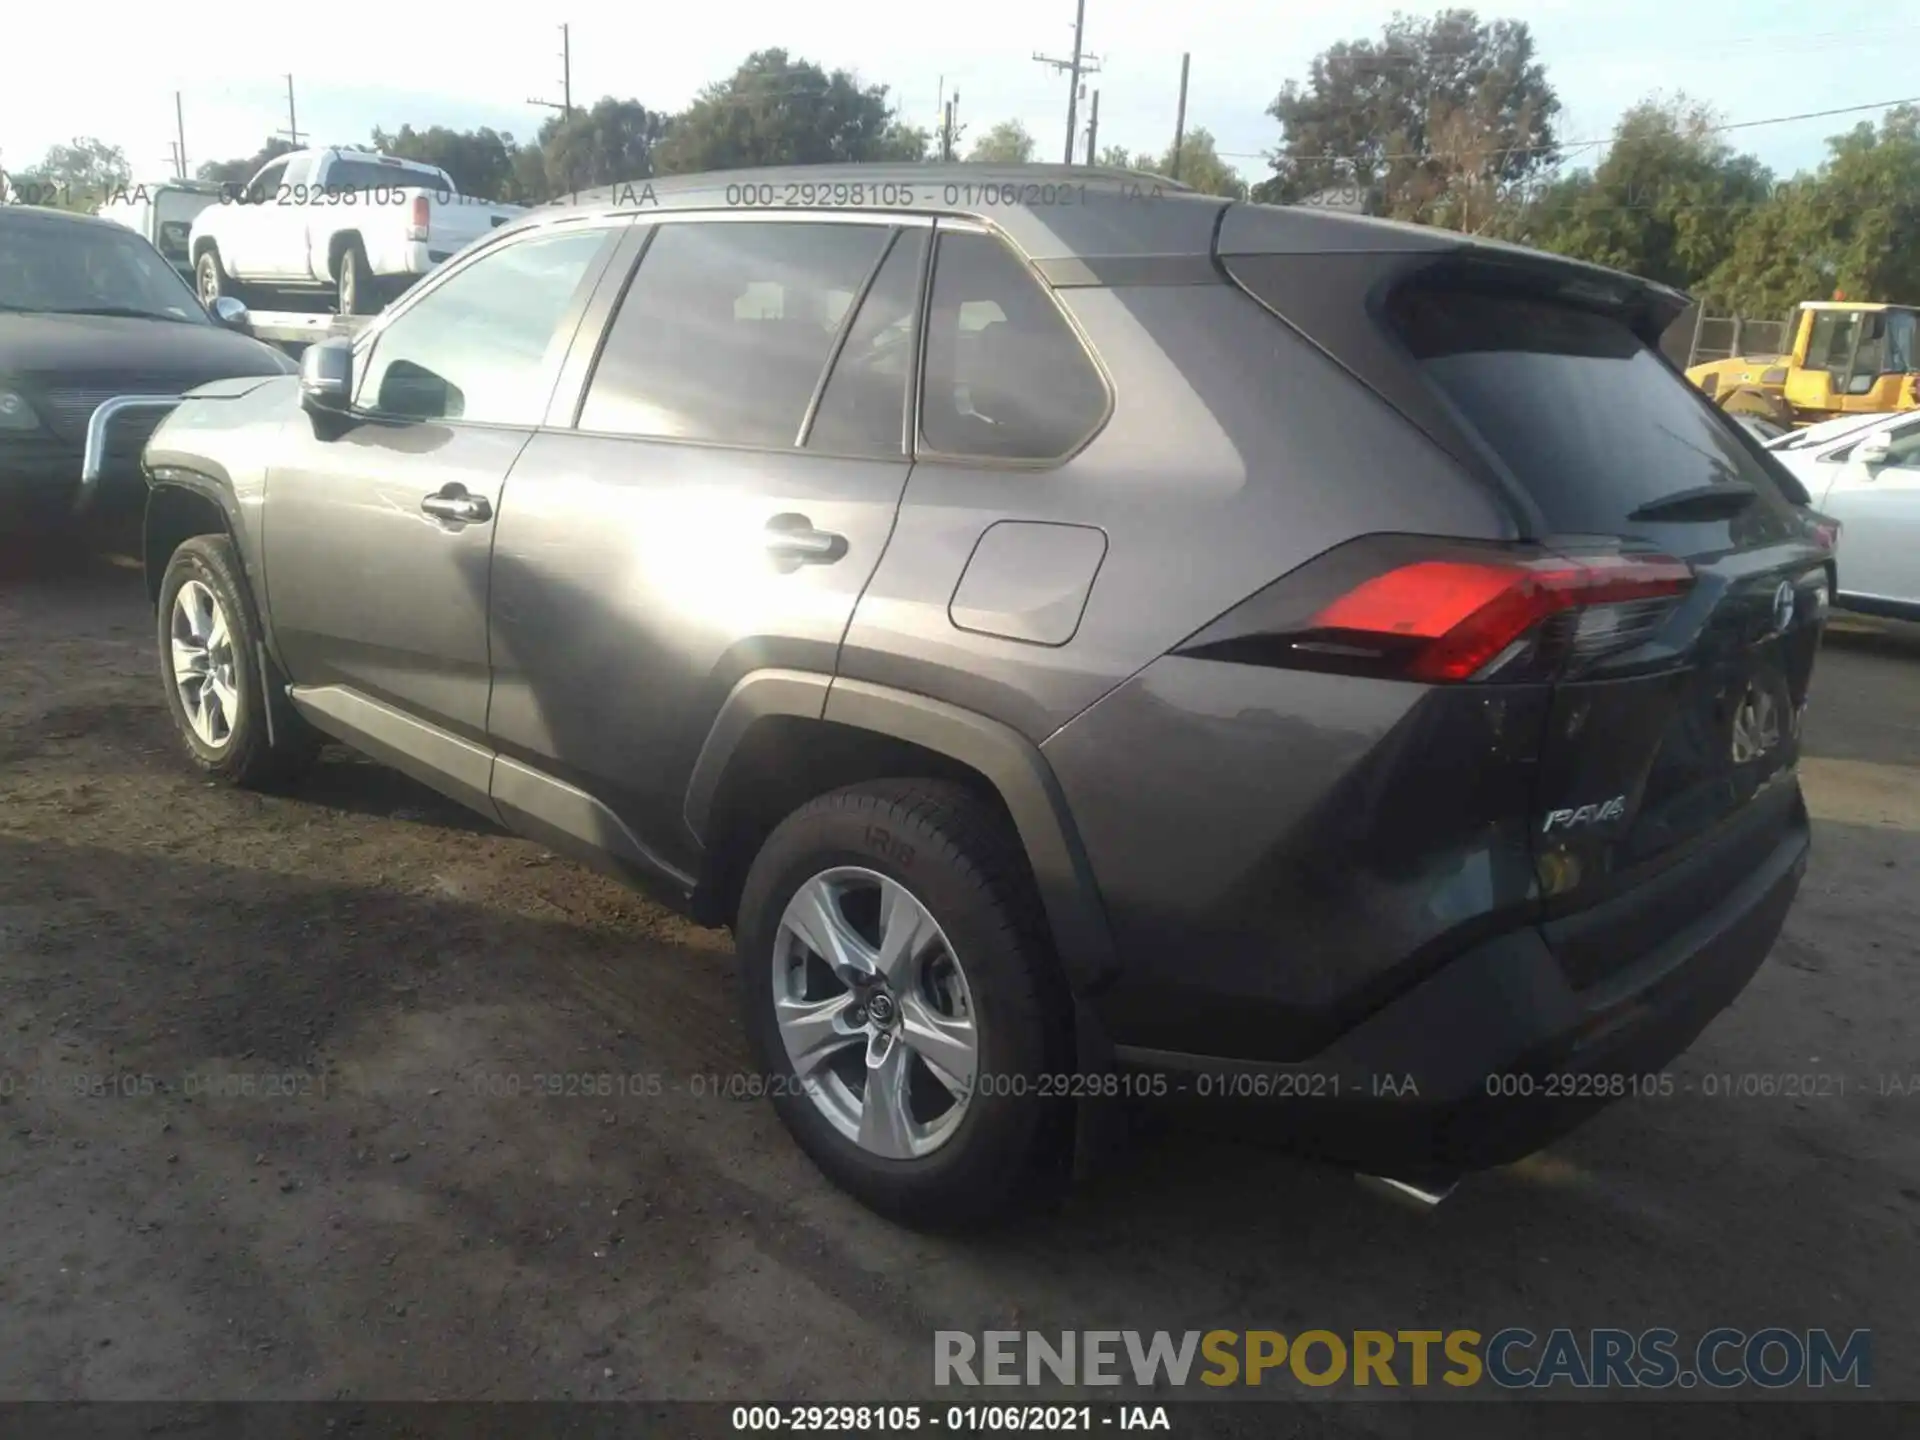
[1113,798,1810,1173]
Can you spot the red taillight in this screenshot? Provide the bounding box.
[408,194,430,239]
[1307,552,1695,682]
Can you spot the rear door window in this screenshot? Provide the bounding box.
[1385,286,1796,536]
[805,229,926,457]
[578,220,892,448]
[919,230,1107,462]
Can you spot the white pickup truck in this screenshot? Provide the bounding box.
[187,147,524,316]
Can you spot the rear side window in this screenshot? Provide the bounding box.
[920,230,1106,461]
[1386,286,1788,534]
[579,221,892,448]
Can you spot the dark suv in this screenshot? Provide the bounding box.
[140,165,1831,1225]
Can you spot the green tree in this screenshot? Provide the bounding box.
[1708,105,1920,313]
[1258,9,1558,226]
[1522,95,1773,289]
[533,100,672,197]
[967,120,1037,164]
[1136,128,1247,197]
[371,124,523,200]
[7,137,131,210]
[654,50,926,174]
[196,139,295,189]
[1095,143,1139,170]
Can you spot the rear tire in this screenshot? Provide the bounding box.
[736,780,1074,1229]
[336,239,374,317]
[157,535,320,788]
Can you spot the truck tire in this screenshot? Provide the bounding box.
[157,535,321,789]
[735,779,1075,1229]
[336,239,375,317]
[195,246,243,309]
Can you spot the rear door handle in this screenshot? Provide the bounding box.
[764,514,843,563]
[421,487,492,524]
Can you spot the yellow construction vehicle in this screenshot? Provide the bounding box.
[1685,300,1920,427]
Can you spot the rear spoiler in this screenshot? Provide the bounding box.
[1213,201,1689,348]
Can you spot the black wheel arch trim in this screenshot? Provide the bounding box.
[143,469,286,670]
[682,670,1121,996]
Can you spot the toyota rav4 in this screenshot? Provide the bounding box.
[137,165,1833,1226]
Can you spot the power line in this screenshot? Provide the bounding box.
[275,75,305,149]
[1171,53,1190,181]
[528,24,574,120]
[1034,0,1101,164]
[1214,92,1920,164]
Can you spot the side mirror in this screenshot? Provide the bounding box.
[1853,432,1892,467]
[210,295,251,331]
[299,337,354,415]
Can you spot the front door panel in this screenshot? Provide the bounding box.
[264,414,525,740]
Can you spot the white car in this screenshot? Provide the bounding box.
[188,148,524,316]
[1766,411,1920,620]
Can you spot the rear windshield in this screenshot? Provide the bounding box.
[326,159,447,195]
[1386,286,1795,532]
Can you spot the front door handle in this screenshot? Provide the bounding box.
[764,514,843,563]
[421,487,492,524]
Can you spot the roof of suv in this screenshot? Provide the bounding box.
[510,164,1688,306]
[512,164,1232,262]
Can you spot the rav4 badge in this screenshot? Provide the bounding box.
[1541,795,1628,833]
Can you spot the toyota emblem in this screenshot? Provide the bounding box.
[1772,581,1795,634]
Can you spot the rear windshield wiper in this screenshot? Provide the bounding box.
[1628,482,1758,521]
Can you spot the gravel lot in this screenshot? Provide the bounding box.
[2,538,1916,1419]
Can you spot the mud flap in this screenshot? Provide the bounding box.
[1072,996,1129,1181]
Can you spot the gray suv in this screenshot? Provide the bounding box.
[140,164,1832,1226]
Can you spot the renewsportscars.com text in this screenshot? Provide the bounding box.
[934,1328,1871,1390]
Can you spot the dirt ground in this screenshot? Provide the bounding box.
[2,540,1917,1418]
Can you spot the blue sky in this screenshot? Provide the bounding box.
[5,5,1917,190]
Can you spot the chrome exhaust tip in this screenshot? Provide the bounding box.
[1356,1172,1458,1210]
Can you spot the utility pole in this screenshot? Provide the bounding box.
[175,92,188,179]
[1033,0,1100,164]
[276,75,305,149]
[1084,90,1099,165]
[1171,53,1190,181]
[528,24,574,120]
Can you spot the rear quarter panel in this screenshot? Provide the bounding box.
[837,280,1517,743]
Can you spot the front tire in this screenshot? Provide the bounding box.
[195,247,241,308]
[157,535,319,788]
[736,780,1074,1228]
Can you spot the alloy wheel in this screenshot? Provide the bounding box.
[772,866,979,1159]
[170,578,239,750]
